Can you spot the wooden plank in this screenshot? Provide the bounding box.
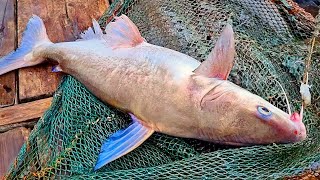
[17,0,109,102]
[0,127,30,177]
[66,0,109,29]
[0,0,16,107]
[0,120,37,133]
[0,97,52,126]
[17,0,65,102]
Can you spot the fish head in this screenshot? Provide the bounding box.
[197,78,306,145]
[192,23,306,145]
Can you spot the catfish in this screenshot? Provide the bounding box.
[0,15,306,170]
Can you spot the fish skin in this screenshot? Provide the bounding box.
[36,40,203,136]
[0,15,306,146]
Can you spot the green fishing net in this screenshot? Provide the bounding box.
[5,0,320,179]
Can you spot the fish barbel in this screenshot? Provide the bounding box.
[0,15,306,170]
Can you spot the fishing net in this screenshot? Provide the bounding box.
[5,0,320,179]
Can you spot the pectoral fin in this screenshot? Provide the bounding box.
[94,114,154,170]
[194,24,235,80]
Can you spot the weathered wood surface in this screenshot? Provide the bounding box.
[0,1,109,178]
[0,97,52,126]
[0,120,37,133]
[17,0,67,102]
[0,0,16,107]
[0,127,30,177]
[18,0,109,102]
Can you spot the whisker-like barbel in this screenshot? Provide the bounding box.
[273,78,292,116]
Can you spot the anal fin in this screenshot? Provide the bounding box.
[94,113,154,170]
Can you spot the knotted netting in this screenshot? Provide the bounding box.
[5,0,320,179]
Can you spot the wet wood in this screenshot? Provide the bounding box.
[0,97,52,126]
[0,0,16,107]
[17,0,109,102]
[0,127,30,177]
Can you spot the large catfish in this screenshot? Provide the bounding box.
[0,15,306,170]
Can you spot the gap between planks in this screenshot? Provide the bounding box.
[0,97,52,126]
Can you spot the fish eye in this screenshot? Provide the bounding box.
[257,106,272,119]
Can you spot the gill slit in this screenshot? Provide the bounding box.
[199,81,232,110]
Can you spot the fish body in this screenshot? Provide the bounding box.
[0,15,307,170]
[44,40,202,137]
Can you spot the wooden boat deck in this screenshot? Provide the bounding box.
[0,0,109,177]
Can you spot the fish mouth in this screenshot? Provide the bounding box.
[209,125,307,146]
[280,121,307,143]
[278,112,307,143]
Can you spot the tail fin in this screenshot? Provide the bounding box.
[0,15,51,75]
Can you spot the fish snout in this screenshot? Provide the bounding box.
[288,112,307,142]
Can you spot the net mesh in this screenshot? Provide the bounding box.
[5,0,320,179]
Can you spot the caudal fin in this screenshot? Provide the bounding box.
[0,15,51,75]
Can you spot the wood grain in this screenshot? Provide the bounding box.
[0,120,37,133]
[0,97,52,126]
[0,0,16,107]
[17,0,66,102]
[17,0,109,102]
[0,127,30,177]
[66,0,109,32]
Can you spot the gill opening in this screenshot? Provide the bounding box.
[274,79,292,116]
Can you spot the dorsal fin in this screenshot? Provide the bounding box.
[80,19,103,40]
[92,19,103,37]
[194,24,235,80]
[103,14,145,48]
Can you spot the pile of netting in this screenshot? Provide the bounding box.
[5,0,320,179]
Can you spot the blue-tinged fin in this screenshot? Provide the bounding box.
[0,15,51,75]
[94,114,154,171]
